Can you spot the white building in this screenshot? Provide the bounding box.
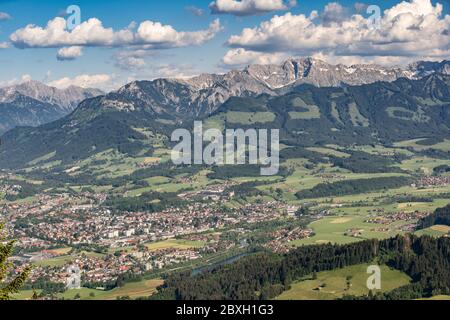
[125,229,135,237]
[107,230,119,239]
[66,265,81,290]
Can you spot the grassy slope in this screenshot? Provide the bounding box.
[276,263,411,300]
[13,279,163,300]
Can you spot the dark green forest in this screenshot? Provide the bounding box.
[295,176,412,199]
[416,204,450,230]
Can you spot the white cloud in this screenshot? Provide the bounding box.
[321,2,349,26]
[11,18,128,48]
[152,64,199,79]
[135,19,221,48]
[209,0,296,17]
[114,50,150,70]
[10,17,222,59]
[21,74,32,82]
[126,64,201,81]
[0,74,32,88]
[225,0,450,65]
[56,46,83,61]
[47,74,111,89]
[309,51,424,67]
[221,48,288,68]
[186,6,205,17]
[43,70,52,82]
[0,12,11,21]
[0,42,9,49]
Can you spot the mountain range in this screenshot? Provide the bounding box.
[0,81,103,134]
[1,72,448,169]
[81,58,450,120]
[0,58,449,169]
[0,58,448,135]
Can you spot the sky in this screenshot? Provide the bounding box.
[0,0,448,91]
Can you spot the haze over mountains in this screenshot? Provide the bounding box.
[0,81,103,134]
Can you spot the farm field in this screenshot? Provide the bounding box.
[290,193,450,246]
[276,263,411,300]
[290,214,405,246]
[394,139,450,152]
[13,279,164,300]
[33,251,105,267]
[144,239,206,251]
[415,225,450,237]
[417,295,450,300]
[226,111,276,124]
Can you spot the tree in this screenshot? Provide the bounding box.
[0,224,31,300]
[296,207,310,217]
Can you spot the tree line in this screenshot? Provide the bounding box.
[296,176,412,200]
[416,204,450,230]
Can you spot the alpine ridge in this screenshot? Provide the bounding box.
[101,58,450,119]
[0,81,103,134]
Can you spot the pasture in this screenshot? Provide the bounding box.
[144,239,206,251]
[276,263,411,300]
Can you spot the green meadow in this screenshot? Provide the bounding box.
[276,263,411,300]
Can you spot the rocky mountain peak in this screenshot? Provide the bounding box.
[0,80,103,110]
[93,58,450,121]
[407,60,450,78]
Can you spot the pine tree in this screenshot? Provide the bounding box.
[0,223,31,300]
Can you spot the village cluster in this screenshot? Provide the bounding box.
[1,190,307,288]
[364,210,431,233]
[413,176,450,188]
[2,172,447,291]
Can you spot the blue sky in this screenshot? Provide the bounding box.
[0,0,448,90]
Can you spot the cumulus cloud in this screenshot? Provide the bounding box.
[209,0,296,17]
[309,51,419,67]
[114,50,151,70]
[56,46,83,61]
[221,48,288,68]
[21,74,32,82]
[0,42,9,49]
[321,2,349,26]
[119,64,201,86]
[10,17,222,60]
[0,74,32,88]
[47,74,111,89]
[152,64,200,79]
[225,0,450,66]
[0,12,11,21]
[136,19,221,48]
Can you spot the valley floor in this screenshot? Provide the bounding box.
[2,139,450,300]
